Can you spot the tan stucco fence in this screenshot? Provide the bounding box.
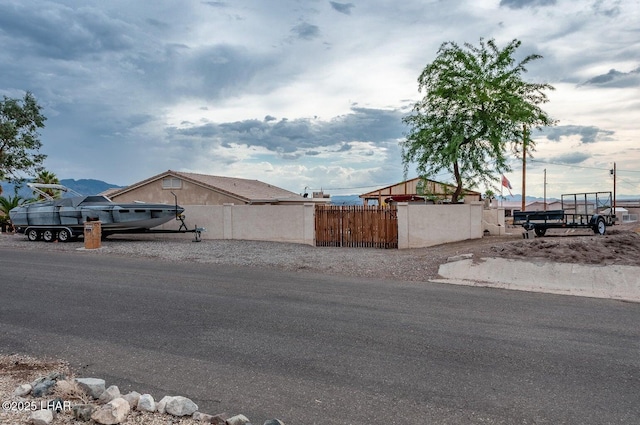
[155,202,492,249]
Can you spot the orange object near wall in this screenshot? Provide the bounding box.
[84,221,102,249]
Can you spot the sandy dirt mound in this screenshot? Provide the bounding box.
[487,224,640,266]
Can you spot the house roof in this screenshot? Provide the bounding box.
[108,170,307,204]
[360,177,481,199]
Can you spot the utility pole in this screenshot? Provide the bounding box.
[611,162,617,221]
[521,125,528,212]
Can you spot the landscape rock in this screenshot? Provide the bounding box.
[226,414,251,425]
[446,253,473,263]
[75,378,106,399]
[31,379,56,397]
[28,409,53,425]
[263,420,286,425]
[54,379,76,394]
[30,376,47,388]
[193,411,227,424]
[91,397,130,424]
[156,395,173,414]
[165,395,198,416]
[14,383,32,396]
[72,404,95,421]
[136,393,156,412]
[122,391,141,409]
[97,385,121,404]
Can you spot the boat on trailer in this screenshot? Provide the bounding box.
[9,183,186,242]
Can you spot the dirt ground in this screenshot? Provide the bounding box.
[443,221,640,268]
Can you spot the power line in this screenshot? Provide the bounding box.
[528,158,640,173]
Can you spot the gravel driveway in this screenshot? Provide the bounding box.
[0,232,521,282]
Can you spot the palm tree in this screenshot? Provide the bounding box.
[33,170,61,199]
[0,194,24,232]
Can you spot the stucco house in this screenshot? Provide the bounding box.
[360,177,482,206]
[107,170,308,205]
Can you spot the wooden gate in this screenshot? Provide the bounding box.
[315,205,398,248]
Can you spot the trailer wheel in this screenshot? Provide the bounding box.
[42,229,55,242]
[594,217,606,235]
[58,229,71,242]
[534,226,547,237]
[27,229,40,241]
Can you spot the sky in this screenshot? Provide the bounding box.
[0,0,638,198]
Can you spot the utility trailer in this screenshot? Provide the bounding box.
[512,192,616,237]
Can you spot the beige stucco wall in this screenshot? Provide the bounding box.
[155,203,316,245]
[483,207,506,235]
[152,202,485,249]
[397,202,484,249]
[110,179,245,205]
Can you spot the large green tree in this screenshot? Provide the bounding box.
[401,38,555,202]
[0,92,47,182]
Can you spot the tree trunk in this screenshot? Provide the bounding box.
[452,161,463,203]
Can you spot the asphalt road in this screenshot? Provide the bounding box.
[1,247,639,424]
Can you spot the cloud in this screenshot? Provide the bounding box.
[545,152,591,164]
[0,2,134,60]
[541,125,615,144]
[580,67,640,88]
[170,107,406,154]
[290,22,320,40]
[330,2,355,15]
[592,0,622,16]
[202,1,228,8]
[499,0,557,9]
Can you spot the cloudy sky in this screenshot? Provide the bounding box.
[1,0,638,198]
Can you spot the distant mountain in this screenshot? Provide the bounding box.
[0,179,123,199]
[59,179,123,195]
[330,195,363,205]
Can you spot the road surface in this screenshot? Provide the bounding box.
[1,247,638,424]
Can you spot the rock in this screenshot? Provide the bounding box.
[446,253,473,263]
[54,380,76,394]
[264,420,286,425]
[136,393,156,412]
[46,397,65,413]
[72,404,95,421]
[14,383,32,396]
[165,395,198,417]
[75,378,106,399]
[122,391,141,409]
[156,395,173,414]
[193,411,227,424]
[28,409,53,425]
[91,397,130,424]
[30,376,47,388]
[97,385,121,404]
[32,379,56,397]
[226,414,251,425]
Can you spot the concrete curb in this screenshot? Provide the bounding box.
[433,258,640,303]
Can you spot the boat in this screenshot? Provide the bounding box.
[9,183,185,242]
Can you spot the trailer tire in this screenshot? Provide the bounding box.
[534,226,547,237]
[42,229,55,242]
[27,229,40,241]
[58,228,71,242]
[594,217,606,235]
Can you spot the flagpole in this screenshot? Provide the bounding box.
[521,125,527,213]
